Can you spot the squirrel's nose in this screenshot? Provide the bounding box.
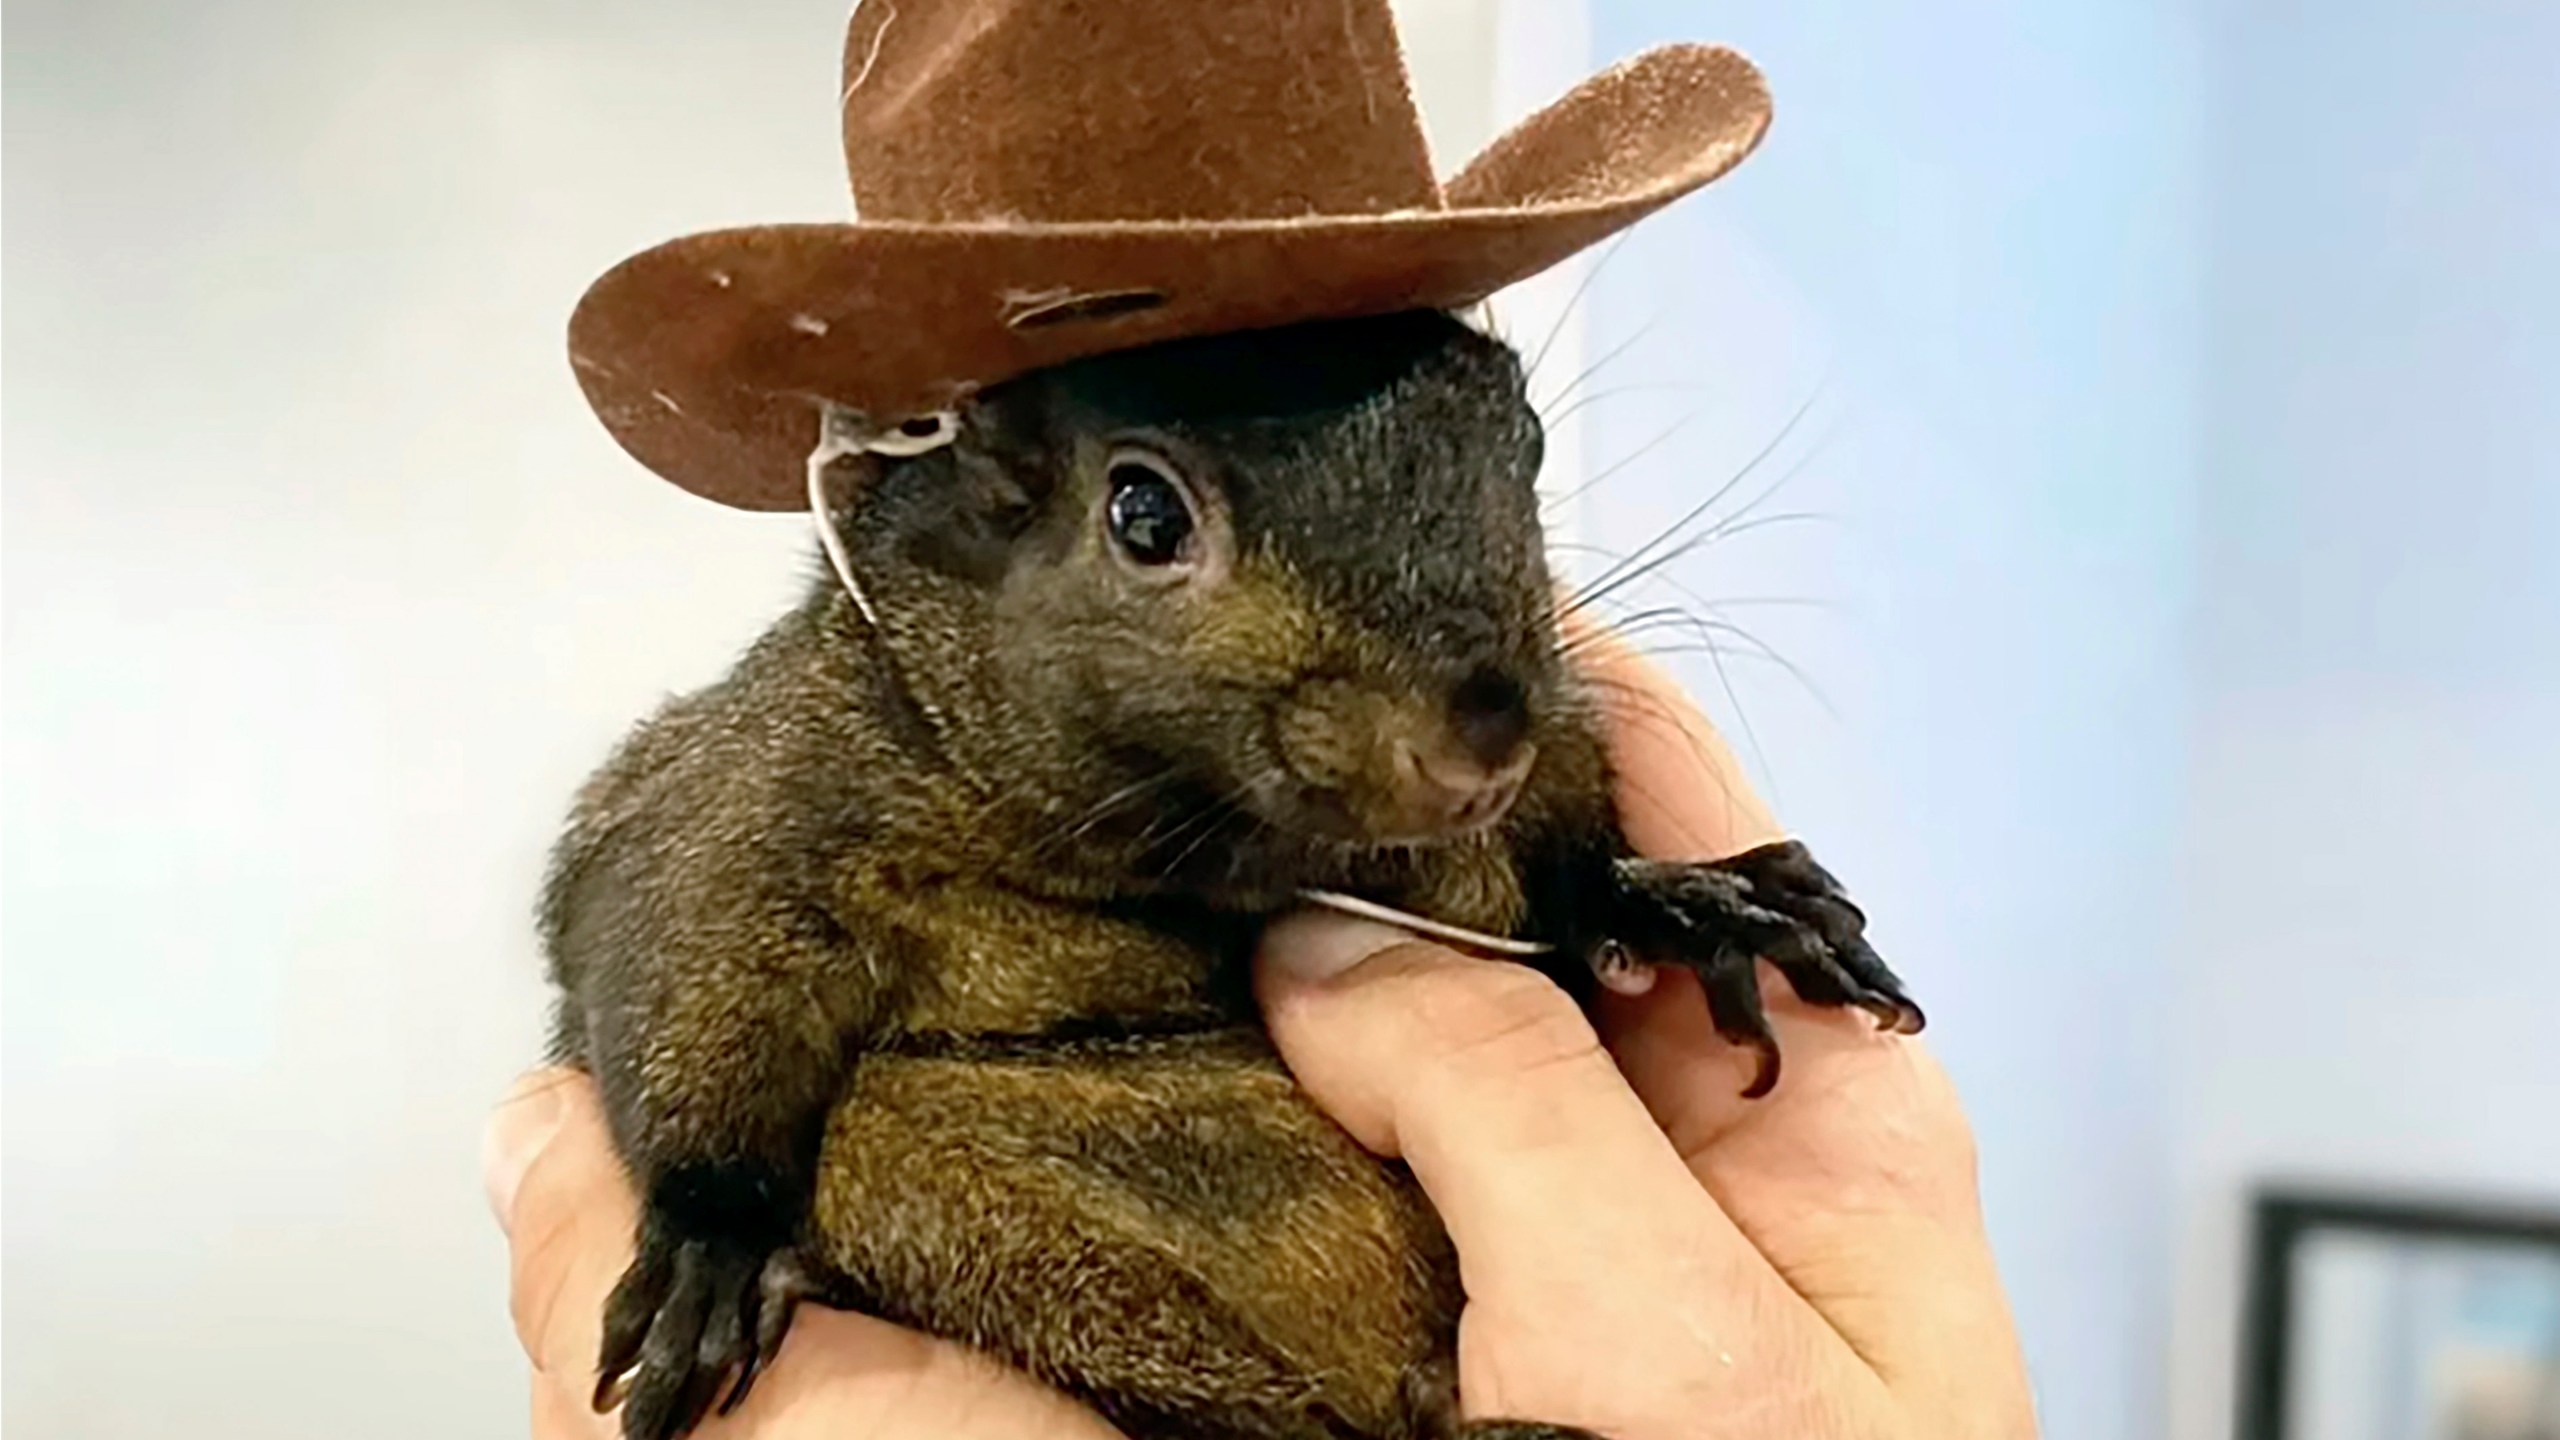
[1387,734,1536,837]
[1448,667,1530,768]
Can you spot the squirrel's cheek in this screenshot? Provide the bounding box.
[1272,684,1374,792]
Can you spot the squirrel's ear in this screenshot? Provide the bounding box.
[891,440,1045,589]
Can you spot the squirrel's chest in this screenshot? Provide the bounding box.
[862,879,1257,1039]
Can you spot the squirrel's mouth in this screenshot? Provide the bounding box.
[1255,740,1538,850]
[1104,748,1535,908]
[1265,674,1541,849]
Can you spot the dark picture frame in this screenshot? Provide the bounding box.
[2239,1189,2560,1440]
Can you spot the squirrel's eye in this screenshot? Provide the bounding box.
[1105,453,1196,567]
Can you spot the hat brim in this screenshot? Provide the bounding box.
[568,44,1769,510]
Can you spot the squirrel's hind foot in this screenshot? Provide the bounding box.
[595,1226,832,1440]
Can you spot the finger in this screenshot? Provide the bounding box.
[1564,621,1966,1211]
[1566,615,1782,862]
[1257,913,1701,1255]
[535,1367,615,1439]
[1255,913,1845,1421]
[491,1068,1127,1440]
[1601,969,2024,1421]
[491,1069,641,1386]
[732,1308,1129,1439]
[1568,621,2030,1418]
[1568,628,1961,1229]
[487,1066,572,1224]
[1602,968,1974,1218]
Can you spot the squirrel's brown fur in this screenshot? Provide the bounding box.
[540,310,1918,1440]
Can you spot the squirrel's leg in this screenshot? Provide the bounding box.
[558,902,878,1440]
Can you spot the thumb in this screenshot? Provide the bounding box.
[485,1068,638,1390]
[486,1070,1134,1440]
[484,1067,575,1227]
[1251,911,1758,1307]
[1251,911,1835,1431]
[1566,618,1782,863]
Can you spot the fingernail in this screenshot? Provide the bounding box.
[1259,912,1420,983]
[482,1069,569,1230]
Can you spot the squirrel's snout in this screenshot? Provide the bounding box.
[1448,666,1531,768]
[1383,736,1535,838]
[1273,666,1540,843]
[1378,664,1536,837]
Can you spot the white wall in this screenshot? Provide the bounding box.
[1572,5,2202,1440]
[0,2,1508,1434]
[4,5,848,1433]
[2168,5,2560,1437]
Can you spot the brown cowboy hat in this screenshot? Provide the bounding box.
[568,0,1772,511]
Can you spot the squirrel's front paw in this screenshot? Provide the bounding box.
[594,1213,829,1440]
[1606,840,1923,1097]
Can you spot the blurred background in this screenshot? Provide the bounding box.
[6,0,2554,1436]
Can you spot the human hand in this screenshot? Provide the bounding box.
[486,632,2033,1440]
[483,1070,1126,1439]
[1252,631,2039,1439]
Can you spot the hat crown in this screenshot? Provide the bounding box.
[839,0,1444,225]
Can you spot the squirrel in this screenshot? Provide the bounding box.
[540,307,1923,1440]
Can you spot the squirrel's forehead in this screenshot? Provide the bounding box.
[1246,498,1546,621]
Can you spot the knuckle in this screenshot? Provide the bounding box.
[1404,960,1603,1083]
[1923,1081,1984,1181]
[1863,1047,1985,1207]
[507,1200,589,1371]
[504,1144,632,1376]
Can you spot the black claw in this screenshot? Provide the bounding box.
[1828,934,1923,1034]
[622,1243,714,1440]
[596,1238,674,1411]
[683,1273,747,1431]
[714,1298,763,1417]
[1885,995,1927,1035]
[715,1302,771,1416]
[1694,944,1782,1096]
[1768,943,1859,1009]
[673,1358,730,1440]
[594,1226,829,1440]
[1602,841,1922,1095]
[723,1249,821,1417]
[718,1325,772,1419]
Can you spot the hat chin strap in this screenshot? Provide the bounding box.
[806,431,880,630]
[1294,888,1556,959]
[805,403,964,629]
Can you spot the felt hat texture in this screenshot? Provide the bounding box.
[569,0,1773,510]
